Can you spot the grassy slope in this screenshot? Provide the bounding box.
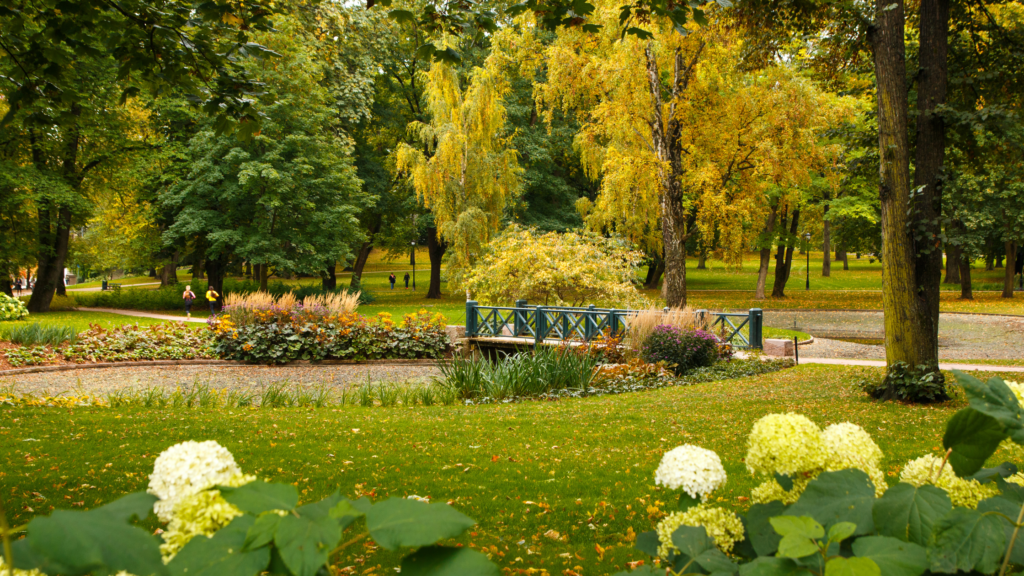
[3,365,1015,574]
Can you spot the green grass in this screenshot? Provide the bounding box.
[3,365,1016,574]
[762,327,811,341]
[0,311,182,334]
[69,275,160,289]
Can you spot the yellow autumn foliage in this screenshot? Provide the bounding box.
[463,225,649,308]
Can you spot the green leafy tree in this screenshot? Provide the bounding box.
[162,17,369,299]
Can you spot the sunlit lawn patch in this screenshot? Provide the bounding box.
[4,365,1016,574]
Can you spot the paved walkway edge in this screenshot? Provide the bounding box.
[797,357,1024,372]
[0,358,440,377]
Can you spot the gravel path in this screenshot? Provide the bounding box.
[0,364,441,396]
[766,310,1024,360]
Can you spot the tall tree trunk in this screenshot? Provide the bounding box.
[944,245,960,284]
[244,261,252,280]
[755,204,778,299]
[822,205,831,278]
[770,208,793,298]
[259,263,269,292]
[836,245,849,270]
[644,253,665,290]
[647,42,703,309]
[192,259,205,281]
[160,251,180,287]
[959,251,973,299]
[1,279,12,297]
[871,0,942,368]
[997,254,1004,268]
[910,0,949,364]
[780,209,800,292]
[205,254,227,309]
[697,245,708,270]
[986,254,994,270]
[1004,240,1017,298]
[322,264,337,291]
[252,263,262,286]
[350,244,373,290]
[426,227,445,299]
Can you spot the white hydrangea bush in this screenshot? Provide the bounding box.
[654,444,727,501]
[147,440,255,559]
[0,293,28,321]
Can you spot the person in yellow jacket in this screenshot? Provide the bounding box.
[206,286,220,315]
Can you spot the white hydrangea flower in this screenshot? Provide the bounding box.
[899,454,998,509]
[148,440,243,522]
[407,495,430,503]
[1005,380,1024,404]
[654,444,727,501]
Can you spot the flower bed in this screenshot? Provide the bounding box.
[211,292,450,364]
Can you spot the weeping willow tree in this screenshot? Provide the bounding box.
[396,49,522,296]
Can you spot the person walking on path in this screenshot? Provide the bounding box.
[389,273,396,290]
[182,285,196,318]
[404,272,410,289]
[206,285,220,314]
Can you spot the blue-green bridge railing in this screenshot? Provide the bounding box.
[464,300,763,349]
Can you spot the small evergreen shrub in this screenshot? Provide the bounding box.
[858,361,950,403]
[640,324,720,375]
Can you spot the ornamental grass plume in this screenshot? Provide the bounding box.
[147,440,246,522]
[624,306,697,356]
[655,505,745,558]
[745,413,828,476]
[899,454,999,509]
[654,444,727,501]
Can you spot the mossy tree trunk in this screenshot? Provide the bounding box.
[870,0,946,369]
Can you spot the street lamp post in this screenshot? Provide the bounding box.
[803,233,811,290]
[411,241,417,290]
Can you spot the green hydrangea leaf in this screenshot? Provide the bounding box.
[770,516,824,539]
[978,496,1024,565]
[824,557,880,576]
[954,371,1024,443]
[928,507,1006,573]
[943,407,1006,476]
[677,492,700,511]
[218,480,298,514]
[399,546,499,576]
[635,530,660,557]
[786,470,875,535]
[20,507,167,576]
[169,515,270,576]
[274,513,343,576]
[611,567,662,576]
[872,483,951,546]
[827,522,856,543]
[738,556,815,576]
[669,526,738,573]
[366,498,476,551]
[745,501,787,556]
[243,512,283,551]
[93,492,158,522]
[852,536,926,576]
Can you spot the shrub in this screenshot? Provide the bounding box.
[0,322,78,346]
[462,225,649,308]
[640,324,720,375]
[858,361,950,403]
[212,308,450,364]
[63,323,215,362]
[0,293,29,321]
[48,294,78,311]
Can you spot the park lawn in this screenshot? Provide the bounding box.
[675,289,1024,316]
[69,275,159,289]
[2,364,1012,575]
[1,311,183,333]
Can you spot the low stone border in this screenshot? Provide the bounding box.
[0,358,440,377]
